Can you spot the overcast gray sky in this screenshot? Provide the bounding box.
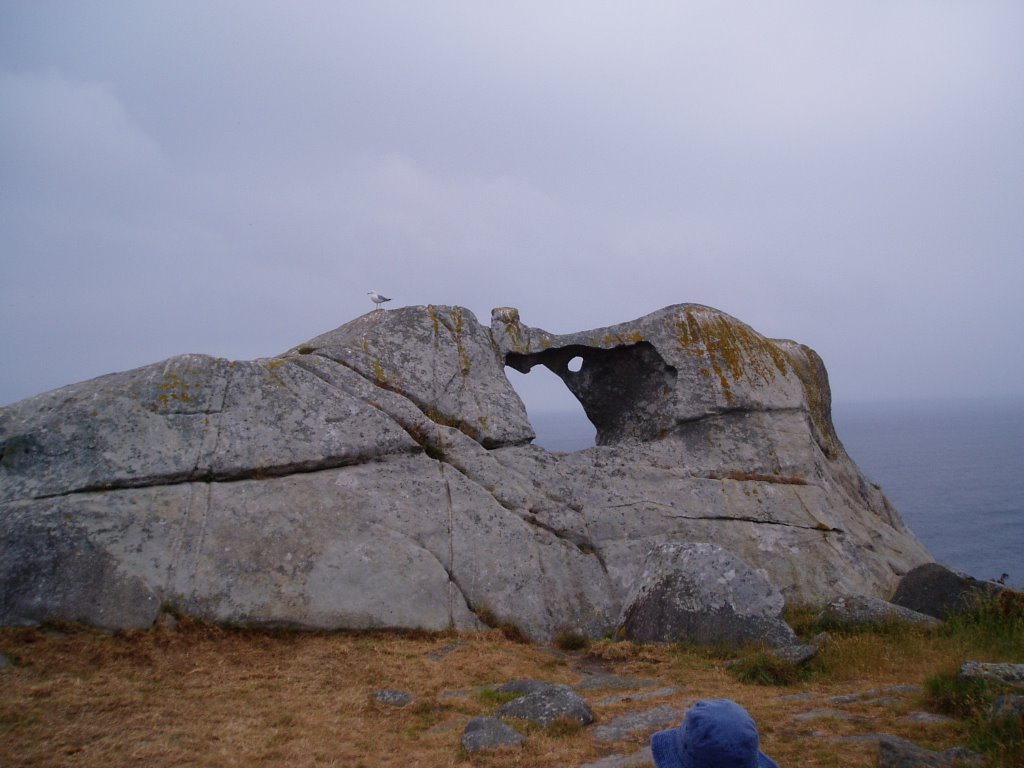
[2,2,1022,413]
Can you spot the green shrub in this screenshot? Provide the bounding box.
[968,710,1024,768]
[923,670,998,718]
[924,668,1024,767]
[943,589,1024,659]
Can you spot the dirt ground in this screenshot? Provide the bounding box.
[0,620,977,768]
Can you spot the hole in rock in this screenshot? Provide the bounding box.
[506,342,678,446]
[567,356,583,373]
[505,364,596,452]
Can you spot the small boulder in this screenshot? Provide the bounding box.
[460,716,525,753]
[877,735,983,767]
[959,661,1024,688]
[617,543,798,649]
[771,643,819,666]
[496,683,594,728]
[816,594,941,629]
[372,689,414,707]
[891,563,1005,620]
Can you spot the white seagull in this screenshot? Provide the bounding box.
[367,290,392,310]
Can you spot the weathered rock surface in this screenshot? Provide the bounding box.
[877,735,984,767]
[496,682,594,727]
[372,689,414,707]
[617,542,798,648]
[591,703,684,742]
[460,716,525,753]
[816,594,942,629]
[770,643,819,666]
[891,563,1006,619]
[0,303,933,641]
[959,661,1024,688]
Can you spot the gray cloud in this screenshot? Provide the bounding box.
[2,1,1022,409]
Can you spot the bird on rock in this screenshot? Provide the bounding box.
[367,291,391,310]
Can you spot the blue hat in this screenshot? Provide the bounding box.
[651,699,779,768]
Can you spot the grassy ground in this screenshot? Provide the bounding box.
[1,598,1020,768]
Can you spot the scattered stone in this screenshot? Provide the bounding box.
[428,641,465,661]
[595,687,681,706]
[959,660,1024,688]
[830,732,889,744]
[990,693,1024,720]
[460,716,526,753]
[792,708,860,722]
[497,683,594,728]
[869,697,904,707]
[575,674,660,691]
[827,690,889,705]
[372,689,413,707]
[776,692,816,703]
[885,685,923,695]
[877,735,984,767]
[0,652,11,669]
[897,712,958,725]
[617,542,799,649]
[816,594,941,629]
[591,704,684,742]
[771,643,818,666]
[829,685,921,705]
[891,563,1006,620]
[577,747,654,768]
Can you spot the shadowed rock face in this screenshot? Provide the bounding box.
[0,303,933,641]
[617,542,799,648]
[506,342,677,445]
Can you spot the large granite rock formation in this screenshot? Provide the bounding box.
[0,304,932,641]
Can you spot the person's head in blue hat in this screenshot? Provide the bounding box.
[651,699,779,768]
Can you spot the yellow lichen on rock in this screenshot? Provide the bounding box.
[672,308,791,403]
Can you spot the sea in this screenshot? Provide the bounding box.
[527,399,1024,589]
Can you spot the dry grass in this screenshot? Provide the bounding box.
[0,615,1005,768]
